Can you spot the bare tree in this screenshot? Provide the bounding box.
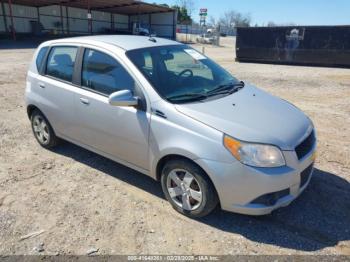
[267,21,277,27]
[176,0,195,17]
[209,16,217,27]
[218,10,251,28]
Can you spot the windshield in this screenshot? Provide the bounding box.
[126,45,242,103]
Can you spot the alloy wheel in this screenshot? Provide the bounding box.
[32,115,50,145]
[166,169,203,211]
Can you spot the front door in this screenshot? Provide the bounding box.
[72,48,150,170]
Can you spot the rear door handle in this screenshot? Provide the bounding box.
[39,83,45,89]
[80,97,90,105]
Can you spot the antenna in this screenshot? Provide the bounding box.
[148,34,157,42]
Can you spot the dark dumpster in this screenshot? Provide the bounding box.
[236,26,350,67]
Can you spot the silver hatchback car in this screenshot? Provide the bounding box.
[26,35,317,217]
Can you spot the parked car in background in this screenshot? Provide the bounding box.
[105,22,152,36]
[26,35,316,217]
[196,33,217,44]
[132,22,151,36]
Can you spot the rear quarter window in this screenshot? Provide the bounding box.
[36,46,48,72]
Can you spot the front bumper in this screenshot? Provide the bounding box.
[195,146,316,216]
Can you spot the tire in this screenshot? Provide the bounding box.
[30,109,60,149]
[161,159,219,218]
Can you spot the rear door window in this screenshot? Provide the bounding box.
[46,46,78,82]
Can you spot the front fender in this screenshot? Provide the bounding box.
[150,147,200,179]
[148,102,234,179]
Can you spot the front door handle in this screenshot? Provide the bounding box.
[39,83,45,89]
[80,98,90,105]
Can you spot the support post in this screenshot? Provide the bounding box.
[87,0,92,34]
[37,7,40,23]
[65,6,69,35]
[148,13,151,33]
[128,15,130,32]
[136,4,140,35]
[8,0,16,40]
[59,4,64,35]
[137,4,140,22]
[1,1,9,34]
[173,11,177,40]
[111,12,114,32]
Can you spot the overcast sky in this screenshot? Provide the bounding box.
[146,0,350,26]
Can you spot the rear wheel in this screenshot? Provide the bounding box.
[31,109,60,149]
[161,159,218,218]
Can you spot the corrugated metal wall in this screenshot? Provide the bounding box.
[151,12,174,38]
[40,5,65,33]
[129,12,174,38]
[1,3,37,33]
[0,3,175,38]
[114,14,128,30]
[67,7,88,34]
[0,3,5,32]
[91,10,110,33]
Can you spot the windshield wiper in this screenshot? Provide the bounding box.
[206,81,245,96]
[167,81,245,103]
[167,93,208,103]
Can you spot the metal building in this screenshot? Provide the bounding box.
[0,0,177,40]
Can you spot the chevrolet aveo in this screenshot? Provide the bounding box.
[26,35,317,217]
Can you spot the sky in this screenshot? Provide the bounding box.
[145,0,350,26]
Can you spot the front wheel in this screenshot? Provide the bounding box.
[161,159,219,218]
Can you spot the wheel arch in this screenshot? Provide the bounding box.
[26,104,57,134]
[155,154,220,205]
[27,104,41,119]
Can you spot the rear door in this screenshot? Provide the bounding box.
[37,45,79,138]
[72,47,150,170]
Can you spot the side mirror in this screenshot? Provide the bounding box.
[108,90,138,107]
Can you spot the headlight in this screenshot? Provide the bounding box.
[223,135,285,167]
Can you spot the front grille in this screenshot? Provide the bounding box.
[300,164,313,188]
[295,131,315,160]
[251,188,290,206]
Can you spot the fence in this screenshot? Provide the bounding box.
[176,24,237,36]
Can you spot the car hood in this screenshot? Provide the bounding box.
[175,84,312,150]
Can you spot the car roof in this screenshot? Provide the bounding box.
[43,35,183,51]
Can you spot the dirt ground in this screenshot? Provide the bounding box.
[0,37,349,256]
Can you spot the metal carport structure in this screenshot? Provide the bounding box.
[0,0,176,40]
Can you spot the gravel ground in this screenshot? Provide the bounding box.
[0,37,349,255]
